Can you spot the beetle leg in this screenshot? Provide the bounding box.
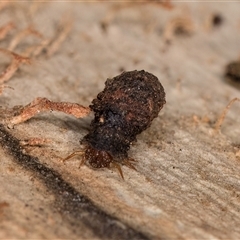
[62,150,84,162]
[110,162,124,179]
[62,150,86,168]
[122,159,137,171]
[127,157,137,162]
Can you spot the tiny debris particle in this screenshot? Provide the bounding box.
[212,14,223,27]
[82,70,166,172]
[225,61,240,83]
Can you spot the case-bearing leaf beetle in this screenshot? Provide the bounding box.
[8,70,166,178]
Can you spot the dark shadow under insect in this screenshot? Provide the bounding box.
[8,70,166,178]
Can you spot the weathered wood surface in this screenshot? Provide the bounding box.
[0,2,240,239]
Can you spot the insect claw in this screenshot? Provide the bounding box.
[123,159,137,171]
[117,166,124,179]
[110,162,124,179]
[62,150,84,162]
[127,157,137,162]
[78,156,86,168]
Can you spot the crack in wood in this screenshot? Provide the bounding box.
[0,124,149,240]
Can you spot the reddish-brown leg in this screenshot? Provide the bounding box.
[110,162,124,179]
[122,159,137,171]
[110,158,138,179]
[62,150,86,168]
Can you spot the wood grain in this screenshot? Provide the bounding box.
[0,2,240,239]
